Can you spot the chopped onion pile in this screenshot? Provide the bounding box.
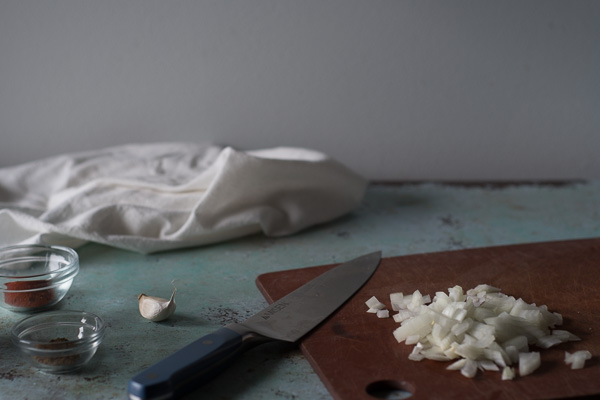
[366,284,591,379]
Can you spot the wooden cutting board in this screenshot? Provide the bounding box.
[255,238,600,400]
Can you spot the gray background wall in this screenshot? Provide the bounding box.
[1,0,599,180]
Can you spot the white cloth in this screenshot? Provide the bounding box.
[0,143,367,253]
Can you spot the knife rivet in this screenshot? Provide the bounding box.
[202,340,213,345]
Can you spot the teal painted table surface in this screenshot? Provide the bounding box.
[1,182,599,400]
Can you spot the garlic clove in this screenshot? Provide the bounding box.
[138,286,177,322]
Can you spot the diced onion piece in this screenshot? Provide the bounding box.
[461,359,478,378]
[421,347,451,362]
[454,343,485,360]
[451,320,471,336]
[365,296,385,310]
[443,346,460,360]
[478,360,500,371]
[504,346,520,364]
[537,334,563,349]
[405,334,420,345]
[502,335,529,352]
[519,352,541,376]
[552,329,580,342]
[502,366,515,380]
[448,286,465,302]
[406,290,427,311]
[390,292,404,311]
[376,309,389,319]
[447,358,467,370]
[484,312,547,343]
[480,293,516,314]
[468,321,495,342]
[393,309,414,323]
[408,342,426,361]
[564,350,592,369]
[467,284,501,296]
[393,311,434,343]
[483,343,509,368]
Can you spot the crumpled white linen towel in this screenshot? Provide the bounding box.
[0,143,367,253]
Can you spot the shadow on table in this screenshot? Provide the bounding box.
[181,340,309,400]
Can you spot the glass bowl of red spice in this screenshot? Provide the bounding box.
[11,310,105,373]
[0,245,79,312]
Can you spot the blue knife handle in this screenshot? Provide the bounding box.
[128,325,261,400]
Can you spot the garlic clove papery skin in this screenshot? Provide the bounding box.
[138,288,176,322]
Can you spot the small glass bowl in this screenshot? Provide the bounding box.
[11,310,106,373]
[0,245,79,312]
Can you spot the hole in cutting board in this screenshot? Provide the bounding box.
[365,380,413,399]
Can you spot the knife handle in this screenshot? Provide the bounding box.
[128,326,255,400]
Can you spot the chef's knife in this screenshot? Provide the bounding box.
[128,251,381,400]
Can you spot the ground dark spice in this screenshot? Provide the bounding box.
[34,338,80,366]
[4,280,54,308]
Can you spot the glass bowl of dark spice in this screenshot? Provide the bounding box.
[11,310,106,373]
[0,245,79,312]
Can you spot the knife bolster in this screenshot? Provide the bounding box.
[225,322,273,347]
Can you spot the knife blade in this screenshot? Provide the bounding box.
[128,251,381,400]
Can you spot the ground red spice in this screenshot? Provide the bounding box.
[4,280,55,308]
[34,337,80,366]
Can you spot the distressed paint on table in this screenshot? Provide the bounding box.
[0,182,599,400]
